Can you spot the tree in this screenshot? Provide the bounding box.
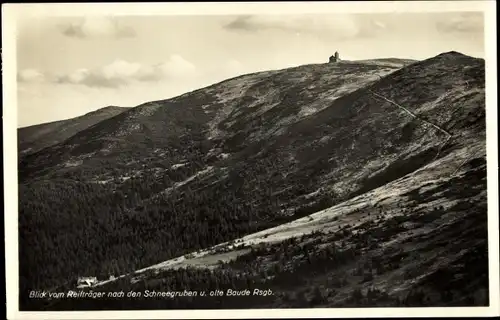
[352,288,364,302]
[310,287,327,305]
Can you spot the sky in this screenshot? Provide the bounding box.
[16,12,484,127]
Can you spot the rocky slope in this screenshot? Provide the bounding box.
[18,52,487,310]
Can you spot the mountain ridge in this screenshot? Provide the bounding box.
[18,51,488,310]
[18,106,129,156]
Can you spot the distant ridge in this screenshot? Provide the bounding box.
[18,106,129,155]
[436,50,470,58]
[83,106,126,116]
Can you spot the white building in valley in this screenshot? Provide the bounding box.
[76,276,98,288]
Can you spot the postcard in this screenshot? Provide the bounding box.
[3,1,499,319]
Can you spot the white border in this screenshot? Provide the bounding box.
[3,1,499,319]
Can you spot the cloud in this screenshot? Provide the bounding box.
[17,69,45,83]
[436,13,483,34]
[60,17,136,39]
[57,68,126,88]
[223,15,385,40]
[224,15,255,31]
[55,55,197,88]
[156,55,198,79]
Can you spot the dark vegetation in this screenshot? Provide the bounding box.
[30,181,488,310]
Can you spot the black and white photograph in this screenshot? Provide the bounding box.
[3,1,499,319]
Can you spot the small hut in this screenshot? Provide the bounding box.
[76,276,98,288]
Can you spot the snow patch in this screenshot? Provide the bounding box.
[20,148,33,155]
[64,160,83,167]
[159,166,216,197]
[319,136,331,144]
[174,166,214,188]
[171,163,187,169]
[77,152,96,160]
[92,179,113,185]
[298,106,318,117]
[304,188,322,200]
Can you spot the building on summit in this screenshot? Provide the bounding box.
[329,51,340,63]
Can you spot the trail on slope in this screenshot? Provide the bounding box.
[368,89,453,162]
[368,90,452,137]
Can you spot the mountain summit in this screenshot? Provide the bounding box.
[19,52,487,310]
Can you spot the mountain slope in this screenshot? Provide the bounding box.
[51,140,487,310]
[18,106,128,156]
[18,53,487,310]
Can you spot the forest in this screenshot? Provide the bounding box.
[27,212,488,310]
[18,137,339,296]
